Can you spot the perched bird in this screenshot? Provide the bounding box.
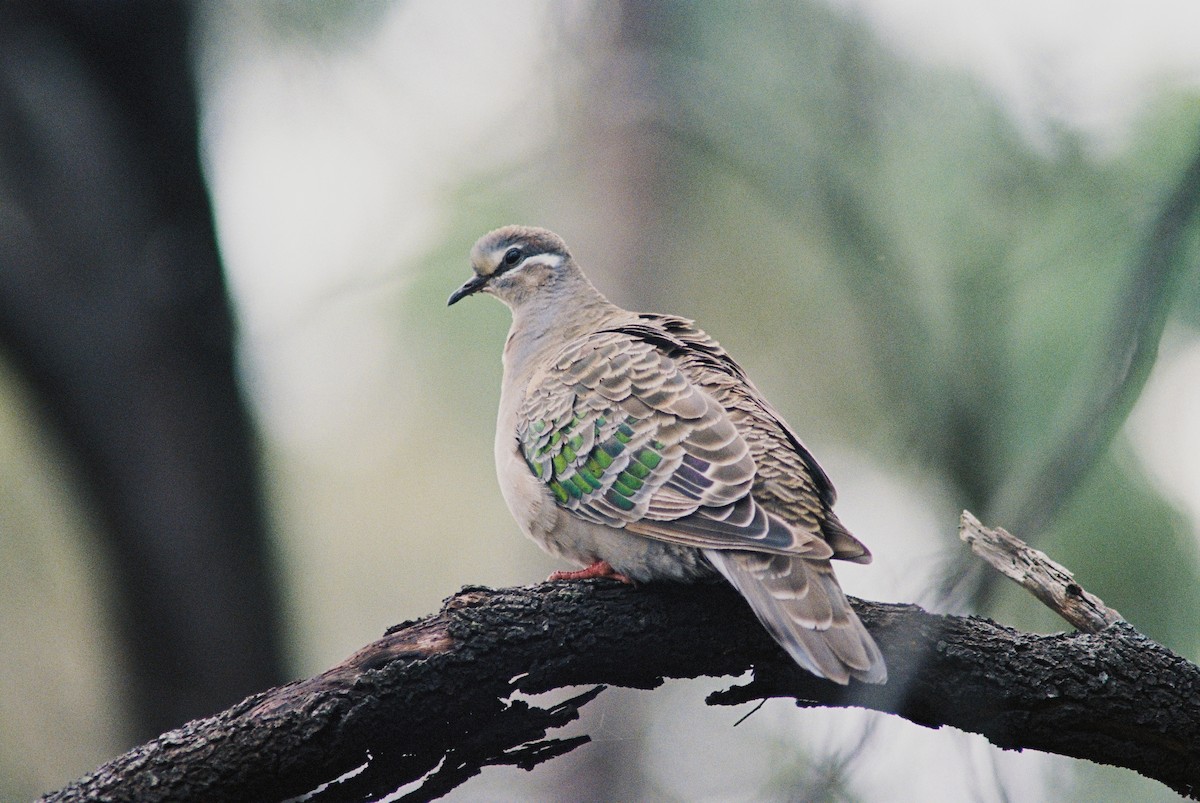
[449,225,886,684]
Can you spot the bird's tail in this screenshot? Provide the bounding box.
[704,549,886,684]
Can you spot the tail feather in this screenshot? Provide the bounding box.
[705,549,886,684]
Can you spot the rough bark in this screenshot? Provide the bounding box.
[41,580,1200,803]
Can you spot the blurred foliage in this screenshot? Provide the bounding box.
[236,0,392,45]
[0,356,124,801]
[1175,220,1200,328]
[995,445,1200,655]
[611,3,1200,538]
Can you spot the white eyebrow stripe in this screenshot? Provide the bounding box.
[506,252,565,273]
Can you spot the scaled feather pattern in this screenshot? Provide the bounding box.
[451,225,886,684]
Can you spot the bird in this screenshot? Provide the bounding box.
[448,225,886,684]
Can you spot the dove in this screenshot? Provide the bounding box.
[449,225,885,684]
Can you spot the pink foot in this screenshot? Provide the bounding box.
[549,560,633,584]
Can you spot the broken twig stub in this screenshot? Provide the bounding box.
[959,510,1122,634]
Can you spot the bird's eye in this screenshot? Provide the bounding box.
[503,248,522,267]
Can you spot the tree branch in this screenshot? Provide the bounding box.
[40,571,1200,802]
[958,510,1123,633]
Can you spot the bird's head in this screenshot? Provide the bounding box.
[448,225,575,310]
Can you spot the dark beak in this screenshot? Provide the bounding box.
[447,273,489,306]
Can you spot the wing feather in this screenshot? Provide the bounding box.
[517,331,827,557]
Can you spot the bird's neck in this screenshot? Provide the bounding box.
[503,275,622,380]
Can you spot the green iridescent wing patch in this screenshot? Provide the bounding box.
[515,329,814,556]
[518,331,745,525]
[520,409,673,522]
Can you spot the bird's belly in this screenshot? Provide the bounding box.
[496,440,711,583]
[536,509,713,583]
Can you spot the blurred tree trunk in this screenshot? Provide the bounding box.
[0,0,284,739]
[543,2,694,797]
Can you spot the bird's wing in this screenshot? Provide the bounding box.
[626,314,872,564]
[517,330,832,559]
[519,326,886,685]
